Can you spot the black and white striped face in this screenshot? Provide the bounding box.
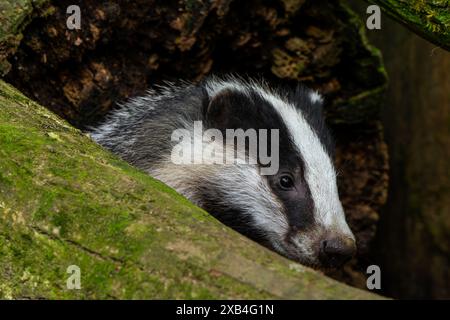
[202,78,356,268]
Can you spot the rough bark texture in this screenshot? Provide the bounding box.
[1,0,447,300]
[349,0,450,298]
[367,0,450,51]
[365,14,450,299]
[0,0,48,75]
[4,0,388,127]
[0,80,382,299]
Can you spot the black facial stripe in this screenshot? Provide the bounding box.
[204,87,295,164]
[265,165,316,231]
[203,85,321,233]
[246,89,317,231]
[287,85,334,157]
[287,203,315,231]
[205,88,289,134]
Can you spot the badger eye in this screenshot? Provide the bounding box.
[279,175,294,190]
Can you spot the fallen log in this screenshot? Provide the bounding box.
[0,80,381,299]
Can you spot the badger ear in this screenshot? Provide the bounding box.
[290,85,325,119]
[204,88,253,130]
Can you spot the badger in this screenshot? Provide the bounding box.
[90,76,356,268]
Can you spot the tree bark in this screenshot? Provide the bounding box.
[0,0,447,299]
[0,80,381,299]
[366,14,450,299]
[367,0,450,51]
[1,0,391,289]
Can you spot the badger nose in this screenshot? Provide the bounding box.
[319,237,356,268]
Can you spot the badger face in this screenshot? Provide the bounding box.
[198,78,356,268]
[91,75,355,268]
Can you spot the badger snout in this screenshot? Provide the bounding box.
[318,236,356,268]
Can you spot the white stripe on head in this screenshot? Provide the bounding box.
[255,90,353,238]
[205,77,354,239]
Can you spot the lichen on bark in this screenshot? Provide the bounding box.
[367,0,450,51]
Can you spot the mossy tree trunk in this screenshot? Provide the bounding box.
[367,0,450,51]
[1,0,390,290]
[0,80,381,299]
[0,0,448,299]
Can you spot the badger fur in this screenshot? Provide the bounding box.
[90,76,356,268]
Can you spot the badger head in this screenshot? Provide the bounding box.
[154,78,356,269]
[197,80,356,267]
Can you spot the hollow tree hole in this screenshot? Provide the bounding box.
[4,0,389,294]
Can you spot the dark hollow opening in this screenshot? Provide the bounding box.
[5,0,391,296]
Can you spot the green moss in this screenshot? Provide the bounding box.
[326,2,388,124]
[367,0,450,51]
[0,79,384,299]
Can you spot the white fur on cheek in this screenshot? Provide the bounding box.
[204,77,353,239]
[149,133,290,243]
[253,87,354,240]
